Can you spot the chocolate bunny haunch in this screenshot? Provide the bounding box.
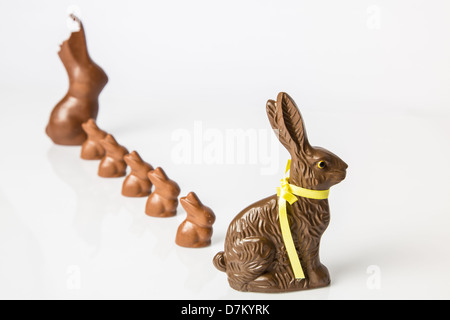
[213,92,348,293]
[46,15,108,146]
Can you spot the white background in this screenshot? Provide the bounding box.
[0,0,449,300]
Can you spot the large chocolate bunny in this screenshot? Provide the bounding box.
[213,92,348,293]
[46,15,108,146]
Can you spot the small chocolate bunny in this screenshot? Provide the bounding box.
[80,119,108,160]
[98,134,129,178]
[213,92,348,293]
[122,151,154,197]
[145,167,180,217]
[176,192,216,248]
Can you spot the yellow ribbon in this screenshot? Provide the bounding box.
[277,160,330,280]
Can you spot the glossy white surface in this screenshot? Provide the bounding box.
[0,1,449,300]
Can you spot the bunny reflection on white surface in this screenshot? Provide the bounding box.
[214,92,348,293]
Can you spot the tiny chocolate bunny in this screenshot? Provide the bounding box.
[81,119,108,160]
[122,151,154,197]
[145,167,180,218]
[98,134,128,178]
[176,192,216,248]
[213,92,348,293]
[46,15,108,146]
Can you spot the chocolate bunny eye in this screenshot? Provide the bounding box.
[317,161,326,169]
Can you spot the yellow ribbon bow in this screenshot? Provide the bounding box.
[277,160,330,280]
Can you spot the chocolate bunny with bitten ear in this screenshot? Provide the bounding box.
[213,92,348,293]
[46,15,108,146]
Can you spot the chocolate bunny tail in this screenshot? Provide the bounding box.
[213,251,226,272]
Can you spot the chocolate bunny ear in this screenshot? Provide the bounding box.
[266,92,311,156]
[63,14,89,64]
